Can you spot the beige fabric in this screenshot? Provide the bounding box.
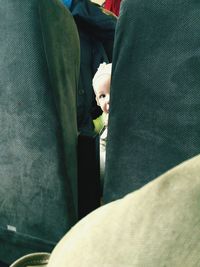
[90,0,105,6]
[10,253,50,267]
[47,154,200,267]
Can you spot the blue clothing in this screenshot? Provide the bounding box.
[62,0,72,8]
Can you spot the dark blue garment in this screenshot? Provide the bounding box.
[70,0,116,42]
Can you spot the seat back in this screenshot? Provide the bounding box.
[0,0,79,263]
[104,0,200,202]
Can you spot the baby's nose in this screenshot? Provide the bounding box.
[107,96,110,109]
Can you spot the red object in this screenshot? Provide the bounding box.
[104,0,122,16]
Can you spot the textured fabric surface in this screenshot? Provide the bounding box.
[10,253,50,267]
[0,0,78,263]
[39,0,80,217]
[47,155,200,267]
[104,0,200,202]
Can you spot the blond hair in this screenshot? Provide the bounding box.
[92,62,112,91]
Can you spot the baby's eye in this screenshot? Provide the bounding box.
[99,94,106,99]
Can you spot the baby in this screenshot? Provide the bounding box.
[93,62,111,123]
[93,62,112,190]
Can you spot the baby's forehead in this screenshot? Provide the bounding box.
[97,74,110,83]
[94,76,110,92]
[93,62,112,89]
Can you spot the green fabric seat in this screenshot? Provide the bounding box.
[0,0,79,263]
[47,154,200,266]
[104,0,200,202]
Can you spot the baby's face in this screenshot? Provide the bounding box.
[95,75,110,114]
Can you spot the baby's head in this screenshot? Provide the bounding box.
[93,62,112,114]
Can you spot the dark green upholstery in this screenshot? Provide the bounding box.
[0,0,79,263]
[39,0,80,217]
[104,0,200,202]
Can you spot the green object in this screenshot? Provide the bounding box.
[93,115,104,133]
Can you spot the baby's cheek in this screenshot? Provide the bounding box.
[103,102,107,109]
[98,102,104,112]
